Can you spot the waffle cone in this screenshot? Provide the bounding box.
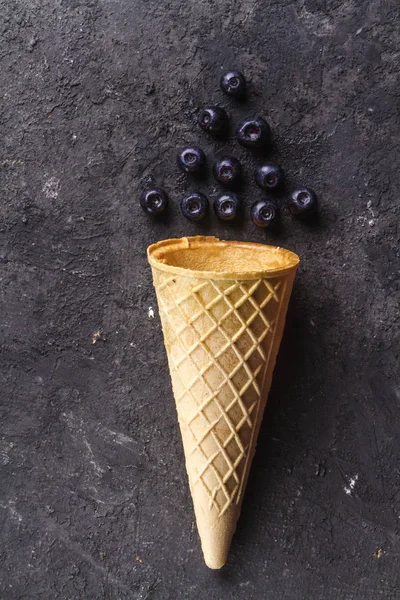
[148,236,299,569]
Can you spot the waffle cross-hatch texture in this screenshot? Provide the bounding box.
[154,270,287,518]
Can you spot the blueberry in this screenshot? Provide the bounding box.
[140,187,168,216]
[251,199,279,228]
[220,70,246,97]
[287,188,318,218]
[177,146,206,174]
[236,116,271,149]
[213,193,241,221]
[180,192,209,222]
[213,156,242,187]
[199,106,229,136]
[255,162,284,191]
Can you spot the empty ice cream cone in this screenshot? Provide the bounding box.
[148,236,300,569]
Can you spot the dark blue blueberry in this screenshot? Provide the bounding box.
[199,106,229,136]
[236,115,271,149]
[255,162,284,191]
[220,71,246,97]
[251,199,279,228]
[287,188,318,218]
[180,192,209,222]
[140,187,168,216]
[177,146,206,174]
[213,193,241,221]
[213,156,242,187]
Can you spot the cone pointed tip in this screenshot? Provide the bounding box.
[197,509,236,570]
[204,553,227,570]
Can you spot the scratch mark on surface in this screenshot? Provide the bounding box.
[40,515,135,595]
[61,412,105,477]
[83,439,105,477]
[242,0,259,26]
[100,427,137,450]
[0,159,24,167]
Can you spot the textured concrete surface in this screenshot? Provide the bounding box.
[1,1,399,598]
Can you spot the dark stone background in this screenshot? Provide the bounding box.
[1,1,399,598]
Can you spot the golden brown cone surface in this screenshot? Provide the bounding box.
[148,237,299,569]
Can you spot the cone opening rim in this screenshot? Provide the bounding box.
[147,236,300,280]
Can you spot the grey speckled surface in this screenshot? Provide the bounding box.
[0,1,399,598]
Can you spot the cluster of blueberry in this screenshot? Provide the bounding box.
[140,70,318,228]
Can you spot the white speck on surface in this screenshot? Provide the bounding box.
[43,176,60,199]
[148,306,155,319]
[92,330,102,344]
[0,440,14,465]
[344,474,358,495]
[0,500,23,523]
[356,27,363,35]
[367,200,376,224]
